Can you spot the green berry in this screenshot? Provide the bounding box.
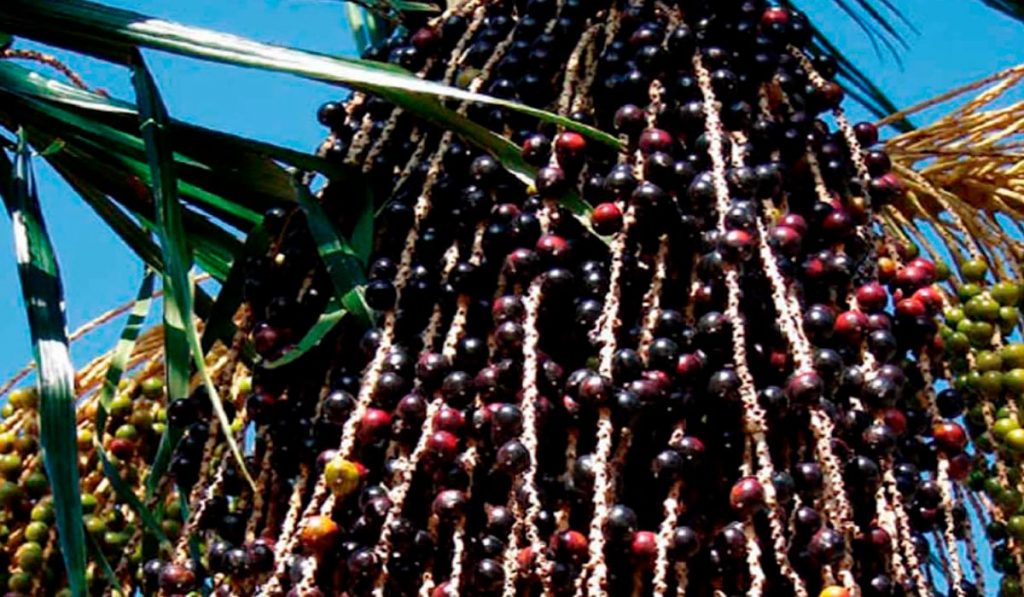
[966,295,1001,322]
[962,259,989,282]
[1006,369,1024,395]
[129,408,154,428]
[115,424,139,441]
[947,332,971,355]
[1004,343,1024,368]
[8,571,31,592]
[1001,306,1020,330]
[141,376,164,397]
[986,476,1005,496]
[161,519,182,538]
[959,282,984,301]
[109,393,133,418]
[81,493,98,513]
[944,306,966,326]
[979,370,1004,398]
[994,417,1021,440]
[103,531,130,548]
[165,498,182,520]
[993,281,1023,306]
[24,470,47,497]
[25,521,48,543]
[0,481,23,508]
[30,500,54,523]
[977,350,1003,372]
[968,321,996,346]
[0,453,22,478]
[1009,516,1024,540]
[967,404,987,426]
[15,541,43,572]
[85,514,106,535]
[1008,428,1024,452]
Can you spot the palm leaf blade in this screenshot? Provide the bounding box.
[131,53,254,491]
[0,134,87,596]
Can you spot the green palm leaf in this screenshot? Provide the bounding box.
[0,132,87,596]
[131,53,254,490]
[0,0,620,154]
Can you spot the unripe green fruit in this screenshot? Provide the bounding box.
[961,259,989,282]
[959,282,984,302]
[15,541,43,572]
[1007,428,1024,452]
[993,281,1023,306]
[141,376,164,397]
[994,417,1021,440]
[25,521,48,543]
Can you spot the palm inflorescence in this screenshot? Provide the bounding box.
[2,1,1024,596]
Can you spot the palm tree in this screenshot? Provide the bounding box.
[0,0,1022,595]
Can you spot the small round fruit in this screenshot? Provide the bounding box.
[300,515,340,553]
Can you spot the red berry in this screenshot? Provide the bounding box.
[867,312,892,331]
[554,530,588,560]
[411,27,439,51]
[554,132,587,168]
[676,353,705,379]
[536,234,570,261]
[912,286,943,313]
[426,430,459,462]
[252,322,282,357]
[868,527,891,552]
[638,128,673,154]
[592,202,623,235]
[894,265,932,293]
[908,257,937,279]
[834,310,868,344]
[779,213,807,235]
[433,406,465,432]
[855,282,888,312]
[895,298,927,319]
[948,453,971,480]
[770,225,802,256]
[729,476,766,518]
[854,122,879,147]
[614,104,645,136]
[357,408,392,444]
[822,209,852,237]
[882,408,907,436]
[933,421,967,453]
[109,438,135,460]
[720,229,754,262]
[631,531,659,567]
[817,82,844,108]
[761,7,790,27]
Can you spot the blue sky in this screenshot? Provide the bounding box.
[0,0,1022,383]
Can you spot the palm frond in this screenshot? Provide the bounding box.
[0,0,620,153]
[0,133,87,597]
[131,53,254,491]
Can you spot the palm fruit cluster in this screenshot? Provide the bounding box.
[3,0,1024,596]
